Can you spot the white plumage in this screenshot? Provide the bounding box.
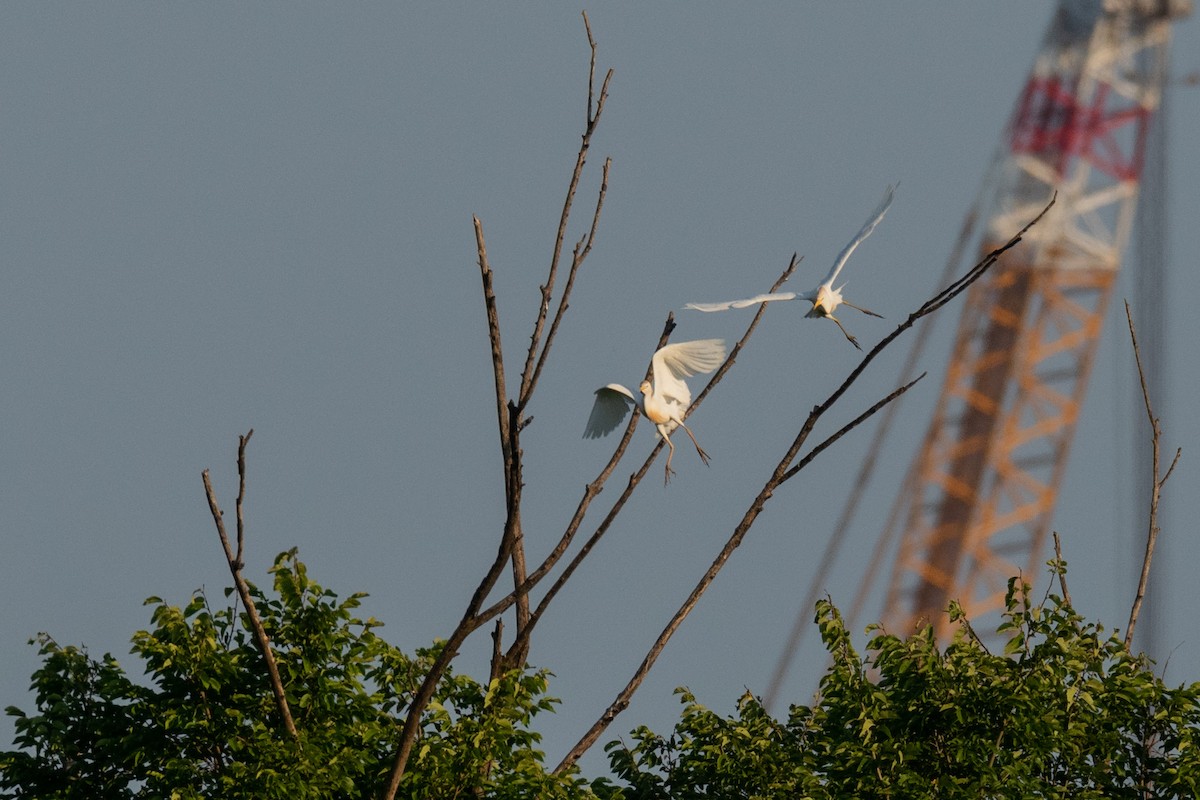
[686,185,895,349]
[584,338,726,484]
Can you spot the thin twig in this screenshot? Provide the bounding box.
[202,431,298,742]
[554,198,1054,771]
[475,216,510,464]
[1124,301,1181,650]
[781,373,926,483]
[1052,532,1073,609]
[691,254,802,413]
[583,11,597,123]
[527,157,612,397]
[235,431,250,566]
[517,12,613,409]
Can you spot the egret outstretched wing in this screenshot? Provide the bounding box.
[650,338,727,407]
[685,292,798,313]
[583,384,636,438]
[821,184,895,288]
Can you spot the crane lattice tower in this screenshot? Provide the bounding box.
[881,0,1189,641]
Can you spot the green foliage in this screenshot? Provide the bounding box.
[1,552,587,799]
[6,554,1199,799]
[603,576,1200,799]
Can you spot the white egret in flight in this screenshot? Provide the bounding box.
[584,338,727,485]
[686,185,895,350]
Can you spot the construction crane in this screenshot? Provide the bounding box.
[880,0,1189,642]
[766,0,1188,707]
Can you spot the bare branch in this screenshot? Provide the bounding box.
[381,21,611,796]
[475,216,510,464]
[380,516,521,798]
[1124,300,1181,650]
[690,254,802,413]
[497,316,675,665]
[800,196,1053,436]
[555,198,1054,771]
[527,157,612,396]
[235,429,252,566]
[202,431,298,743]
[517,14,613,409]
[781,373,925,483]
[583,11,597,123]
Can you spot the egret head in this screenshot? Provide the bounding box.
[639,379,653,396]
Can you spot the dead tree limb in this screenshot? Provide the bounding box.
[1124,300,1181,650]
[380,15,612,798]
[201,430,298,743]
[517,11,613,410]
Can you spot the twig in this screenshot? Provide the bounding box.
[517,11,613,410]
[505,159,612,667]
[526,157,612,398]
[201,430,298,743]
[554,198,1055,771]
[1052,532,1073,609]
[1124,301,1181,650]
[507,14,613,668]
[474,216,510,465]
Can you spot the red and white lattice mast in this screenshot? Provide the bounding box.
[880,0,1189,640]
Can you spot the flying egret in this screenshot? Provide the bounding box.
[686,185,895,349]
[583,338,727,485]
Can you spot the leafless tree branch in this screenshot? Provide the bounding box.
[781,373,926,483]
[554,198,1055,772]
[1124,300,1182,650]
[380,17,613,797]
[517,11,613,410]
[202,430,298,743]
[474,216,510,464]
[527,157,612,397]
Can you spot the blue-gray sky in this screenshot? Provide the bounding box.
[3,5,1198,776]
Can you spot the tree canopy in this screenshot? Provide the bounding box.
[4,553,1198,798]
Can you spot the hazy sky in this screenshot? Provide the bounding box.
[3,5,1198,776]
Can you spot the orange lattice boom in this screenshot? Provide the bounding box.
[882,0,1189,641]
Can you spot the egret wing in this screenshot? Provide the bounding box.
[820,184,895,287]
[651,338,727,407]
[685,292,797,312]
[583,384,636,438]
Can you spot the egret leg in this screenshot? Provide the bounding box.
[828,314,862,350]
[663,435,677,486]
[677,421,711,466]
[841,299,882,318]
